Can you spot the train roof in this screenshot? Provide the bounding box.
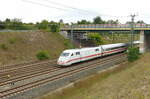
[133,41,140,44]
[101,43,126,49]
[63,43,127,53]
[63,46,100,53]
[61,41,139,53]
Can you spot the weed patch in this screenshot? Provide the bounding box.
[127,47,140,62]
[0,43,8,50]
[8,37,18,44]
[36,50,50,60]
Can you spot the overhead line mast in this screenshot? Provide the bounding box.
[130,14,137,47]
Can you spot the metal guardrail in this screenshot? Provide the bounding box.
[0,30,38,32]
[61,24,150,29]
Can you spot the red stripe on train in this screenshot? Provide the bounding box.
[64,47,126,64]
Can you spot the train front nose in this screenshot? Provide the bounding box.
[57,57,67,65]
[57,60,64,65]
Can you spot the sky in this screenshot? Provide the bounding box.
[0,0,150,23]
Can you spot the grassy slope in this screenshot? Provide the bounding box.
[41,53,150,99]
[0,31,67,65]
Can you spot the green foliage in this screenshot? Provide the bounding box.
[0,21,5,29]
[50,24,60,32]
[36,50,50,60]
[127,47,140,62]
[93,16,105,24]
[0,18,36,30]
[77,20,91,24]
[8,38,17,44]
[64,40,75,49]
[0,43,8,50]
[36,20,49,30]
[0,17,123,30]
[136,20,145,24]
[88,33,104,45]
[106,20,119,24]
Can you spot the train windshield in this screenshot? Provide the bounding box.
[60,53,70,57]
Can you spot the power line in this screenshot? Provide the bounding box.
[22,0,100,16]
[22,0,98,15]
[43,0,95,14]
[22,0,68,11]
[22,0,129,18]
[42,0,130,18]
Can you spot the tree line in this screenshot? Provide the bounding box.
[0,16,145,31]
[0,18,60,32]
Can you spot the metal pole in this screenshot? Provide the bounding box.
[71,24,73,43]
[79,33,81,48]
[130,14,136,47]
[111,31,114,43]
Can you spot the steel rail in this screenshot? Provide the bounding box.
[0,53,126,98]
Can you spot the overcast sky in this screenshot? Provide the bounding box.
[0,0,150,23]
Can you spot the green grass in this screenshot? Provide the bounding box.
[0,43,8,50]
[8,37,18,44]
[40,53,150,99]
[36,50,50,60]
[0,31,68,65]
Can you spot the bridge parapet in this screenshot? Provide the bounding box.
[61,24,150,31]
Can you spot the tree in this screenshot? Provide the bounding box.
[88,33,104,45]
[106,19,119,24]
[0,20,5,29]
[9,18,24,30]
[37,20,49,30]
[5,18,10,28]
[136,20,145,24]
[77,20,91,24]
[126,21,132,24]
[50,24,60,32]
[59,19,63,24]
[59,19,65,27]
[93,16,105,24]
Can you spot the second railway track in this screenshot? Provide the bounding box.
[0,59,57,73]
[0,53,127,99]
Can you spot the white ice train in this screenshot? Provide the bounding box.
[57,42,129,66]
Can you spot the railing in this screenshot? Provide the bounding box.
[61,24,150,29]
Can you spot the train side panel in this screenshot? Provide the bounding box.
[80,47,102,61]
[57,42,135,66]
[102,44,127,56]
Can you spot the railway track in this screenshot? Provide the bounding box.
[0,66,61,86]
[0,59,57,80]
[0,53,127,99]
[0,59,56,73]
[0,53,125,86]
[0,62,57,79]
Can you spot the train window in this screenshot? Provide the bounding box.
[95,49,99,51]
[61,53,70,57]
[76,52,80,55]
[106,48,111,51]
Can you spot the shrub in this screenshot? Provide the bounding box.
[64,40,75,49]
[8,38,17,44]
[127,47,140,62]
[0,44,8,50]
[50,25,60,33]
[88,33,104,46]
[36,50,50,60]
